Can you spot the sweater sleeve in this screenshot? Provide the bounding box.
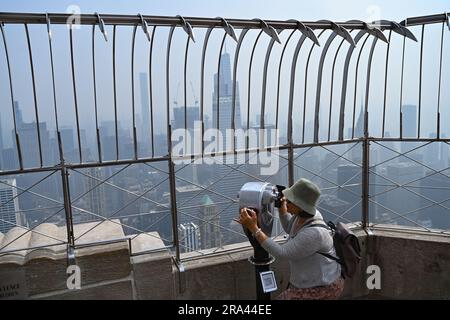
[279,212,293,234]
[261,228,322,260]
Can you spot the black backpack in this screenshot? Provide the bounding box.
[306,220,361,279]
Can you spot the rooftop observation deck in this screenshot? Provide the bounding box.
[0,11,449,299]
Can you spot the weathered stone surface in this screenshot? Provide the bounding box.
[33,279,134,300]
[131,232,174,300]
[176,254,236,300]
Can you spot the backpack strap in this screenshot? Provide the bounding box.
[305,223,343,265]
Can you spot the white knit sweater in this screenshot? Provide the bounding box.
[261,210,341,289]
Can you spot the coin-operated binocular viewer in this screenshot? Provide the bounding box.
[238,182,285,300]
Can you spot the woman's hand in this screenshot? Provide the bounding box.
[237,208,259,233]
[278,197,288,216]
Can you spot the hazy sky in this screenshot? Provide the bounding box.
[1,0,449,152]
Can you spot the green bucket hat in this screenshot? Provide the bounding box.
[282,178,320,216]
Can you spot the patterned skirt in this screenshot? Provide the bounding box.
[275,276,345,300]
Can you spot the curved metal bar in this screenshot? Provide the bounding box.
[231,28,249,151]
[216,32,227,135]
[337,23,398,140]
[399,36,406,139]
[24,24,43,167]
[217,17,238,42]
[327,36,348,142]
[351,34,371,139]
[200,27,214,154]
[287,20,320,46]
[417,25,425,138]
[302,29,328,144]
[176,15,195,42]
[348,20,389,43]
[314,22,360,143]
[95,12,108,41]
[260,29,284,132]
[437,22,445,138]
[287,35,308,146]
[246,30,263,149]
[166,26,176,140]
[364,37,381,138]
[46,14,61,145]
[139,13,151,42]
[148,26,157,157]
[69,25,82,163]
[275,29,297,133]
[92,23,102,162]
[378,20,417,41]
[382,31,393,138]
[183,35,191,152]
[131,25,138,159]
[253,18,281,43]
[112,25,119,160]
[0,23,23,170]
[317,20,356,46]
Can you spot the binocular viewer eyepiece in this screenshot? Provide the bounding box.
[237,182,286,246]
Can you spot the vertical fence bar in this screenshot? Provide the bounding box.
[231,29,249,153]
[131,25,138,160]
[382,31,392,138]
[287,34,308,186]
[216,33,227,137]
[92,24,102,162]
[399,36,406,139]
[246,31,263,150]
[48,15,63,163]
[362,137,370,228]
[112,25,119,160]
[61,165,75,248]
[148,26,156,158]
[437,22,444,138]
[201,27,214,154]
[0,23,24,170]
[167,124,180,261]
[328,38,347,142]
[352,34,370,139]
[69,25,83,163]
[417,25,425,138]
[166,26,175,153]
[302,30,327,144]
[24,23,43,167]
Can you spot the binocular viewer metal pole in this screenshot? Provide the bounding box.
[238,182,280,300]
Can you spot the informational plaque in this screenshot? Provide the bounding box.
[0,270,28,300]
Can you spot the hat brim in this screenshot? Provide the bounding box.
[282,187,316,216]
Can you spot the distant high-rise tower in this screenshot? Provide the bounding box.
[198,195,222,250]
[178,222,200,253]
[212,52,241,134]
[139,72,151,152]
[0,179,22,234]
[83,167,106,223]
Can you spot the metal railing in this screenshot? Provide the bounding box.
[0,11,449,262]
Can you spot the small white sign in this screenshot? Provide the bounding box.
[259,271,277,293]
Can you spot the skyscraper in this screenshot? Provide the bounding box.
[82,167,106,224]
[198,195,222,250]
[178,222,200,253]
[0,179,22,234]
[139,72,151,153]
[212,52,241,134]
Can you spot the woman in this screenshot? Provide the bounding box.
[237,178,344,300]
